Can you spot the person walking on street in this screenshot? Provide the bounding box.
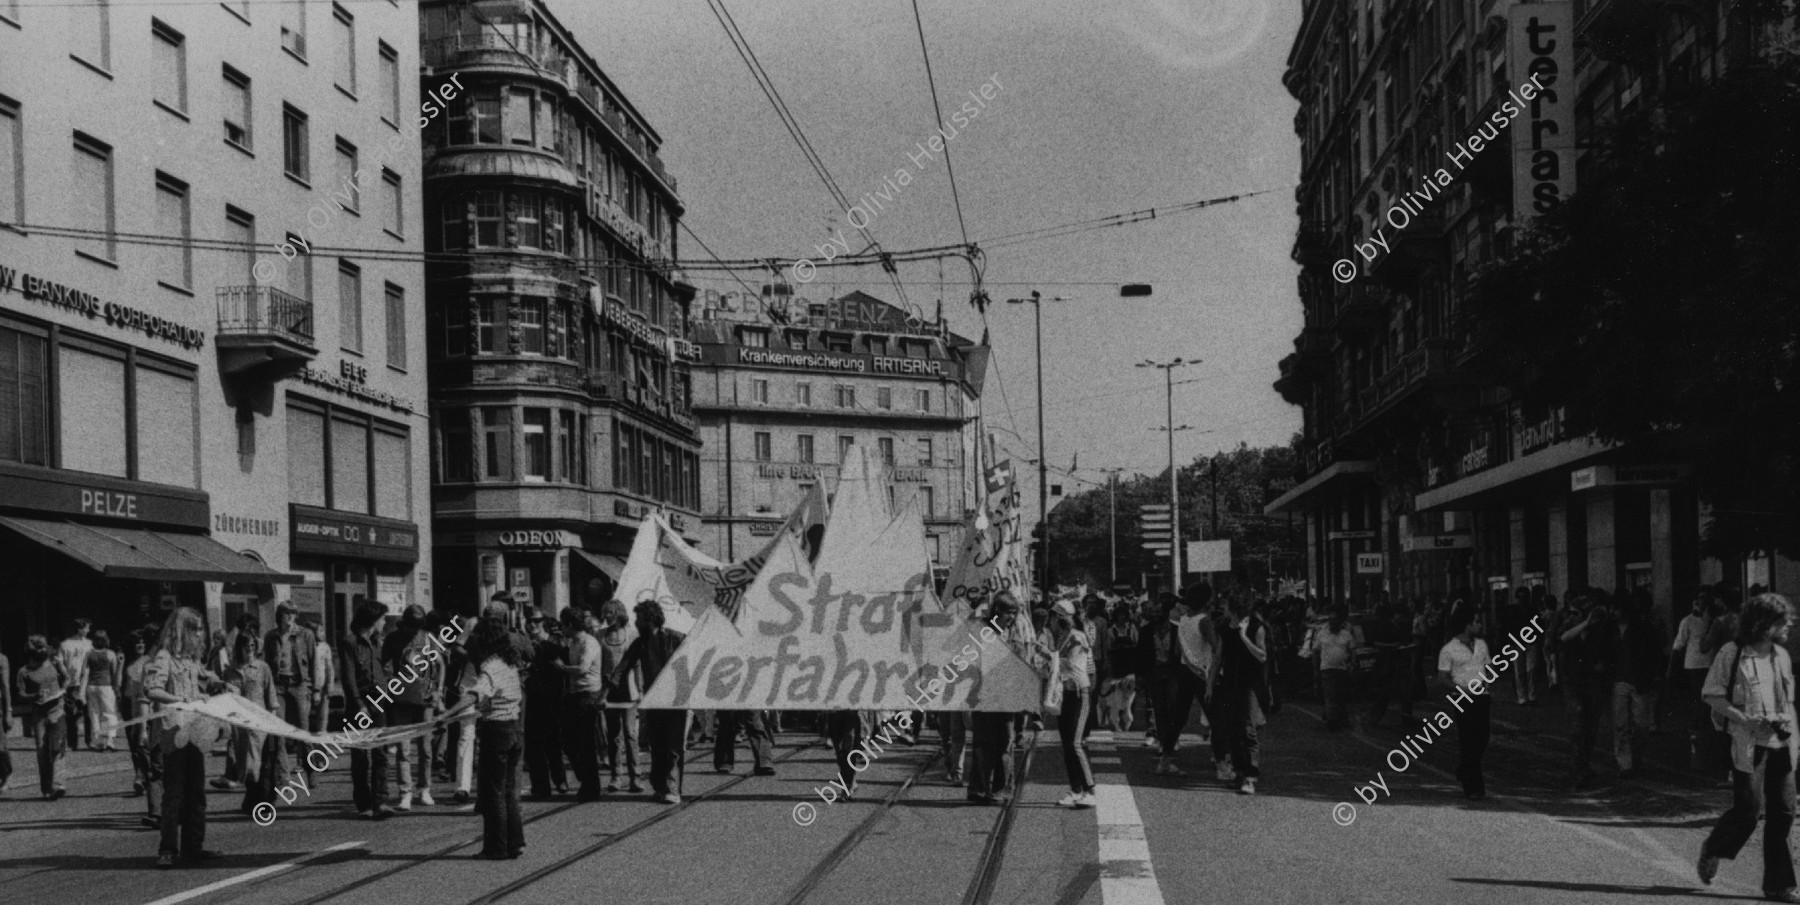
[969,592,1038,804]
[445,616,479,804]
[382,604,443,810]
[122,631,161,825]
[1138,594,1187,775]
[263,604,318,788]
[1560,588,1616,790]
[1674,592,1721,770]
[85,630,122,751]
[1697,593,1800,902]
[558,607,607,799]
[1504,589,1543,705]
[598,600,642,793]
[1368,605,1416,725]
[466,613,526,860]
[229,631,281,815]
[1101,601,1139,732]
[1051,602,1097,808]
[522,611,568,799]
[1302,605,1358,730]
[143,608,226,868]
[611,601,687,804]
[338,601,393,819]
[1437,607,1492,800]
[16,635,69,800]
[59,618,93,752]
[1613,589,1667,779]
[1209,597,1270,795]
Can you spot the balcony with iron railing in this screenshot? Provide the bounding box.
[216,285,317,380]
[422,32,570,78]
[1355,339,1454,425]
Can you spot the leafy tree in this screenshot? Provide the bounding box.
[1467,48,1800,557]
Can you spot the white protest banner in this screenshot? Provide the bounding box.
[640,449,1042,711]
[942,459,1028,611]
[120,693,476,750]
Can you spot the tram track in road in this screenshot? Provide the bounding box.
[456,740,823,905]
[961,728,1040,905]
[771,750,942,905]
[269,744,718,905]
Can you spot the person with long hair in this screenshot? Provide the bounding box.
[122,630,161,826]
[144,607,226,867]
[382,604,443,810]
[1208,596,1271,795]
[598,599,643,793]
[611,601,688,804]
[339,601,393,819]
[230,629,282,815]
[85,630,122,751]
[16,634,69,800]
[1698,593,1800,901]
[465,612,525,859]
[1051,602,1097,808]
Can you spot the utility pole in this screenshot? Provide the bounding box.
[1211,454,1222,539]
[1104,468,1125,586]
[1138,358,1199,596]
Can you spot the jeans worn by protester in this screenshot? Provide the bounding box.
[17,658,68,797]
[144,651,213,858]
[827,710,872,795]
[714,710,774,772]
[471,655,524,858]
[967,711,1017,801]
[338,632,391,815]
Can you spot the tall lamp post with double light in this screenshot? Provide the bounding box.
[1138,357,1200,596]
[1007,285,1152,604]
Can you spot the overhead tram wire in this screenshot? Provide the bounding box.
[701,0,911,307]
[907,0,975,274]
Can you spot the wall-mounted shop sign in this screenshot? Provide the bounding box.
[1355,553,1386,574]
[290,504,419,563]
[1570,464,1691,492]
[1512,406,1567,457]
[1328,529,1377,541]
[667,513,688,531]
[600,297,667,349]
[0,462,208,528]
[756,463,825,480]
[296,363,414,413]
[746,520,782,536]
[736,347,865,373]
[214,513,281,537]
[0,263,206,350]
[1402,534,1475,552]
[891,468,930,483]
[706,343,959,380]
[485,529,580,549]
[614,499,645,520]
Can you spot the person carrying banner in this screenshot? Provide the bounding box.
[968,592,1042,805]
[598,600,644,793]
[143,607,227,868]
[339,601,393,819]
[558,607,606,800]
[466,612,526,860]
[612,601,687,804]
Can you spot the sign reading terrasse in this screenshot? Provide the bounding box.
[0,263,206,350]
[639,452,1041,711]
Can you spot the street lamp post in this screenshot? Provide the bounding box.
[1139,358,1199,596]
[1007,286,1151,604]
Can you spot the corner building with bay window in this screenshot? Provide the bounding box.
[420,0,700,617]
[0,0,433,661]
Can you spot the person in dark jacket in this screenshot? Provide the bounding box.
[1209,596,1271,795]
[611,601,687,804]
[1559,588,1617,790]
[1612,588,1667,779]
[338,601,393,819]
[522,612,569,799]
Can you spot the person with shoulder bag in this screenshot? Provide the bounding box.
[1698,593,1800,902]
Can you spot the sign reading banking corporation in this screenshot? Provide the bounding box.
[0,263,206,350]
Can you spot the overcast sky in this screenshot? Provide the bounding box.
[556,0,1304,490]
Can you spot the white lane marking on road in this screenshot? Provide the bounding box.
[140,841,366,905]
[1288,703,1756,896]
[1091,740,1166,905]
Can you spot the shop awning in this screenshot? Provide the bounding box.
[0,516,302,584]
[1414,437,1613,513]
[571,549,628,581]
[1264,460,1376,514]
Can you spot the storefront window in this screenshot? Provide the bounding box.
[373,427,410,518]
[59,346,127,477]
[0,324,49,466]
[136,366,197,487]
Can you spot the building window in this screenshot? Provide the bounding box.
[751,379,769,404]
[796,382,812,406]
[378,42,400,124]
[835,385,855,408]
[797,434,815,464]
[454,87,501,145]
[917,437,933,466]
[335,139,359,212]
[442,416,473,482]
[753,431,772,462]
[384,282,405,369]
[222,66,252,149]
[381,169,402,235]
[151,20,187,114]
[59,346,126,477]
[517,297,546,354]
[920,486,934,517]
[72,0,110,69]
[225,206,255,285]
[515,192,540,248]
[482,406,510,478]
[372,426,410,518]
[878,437,894,465]
[280,0,306,58]
[283,233,311,300]
[473,190,502,246]
[154,173,191,289]
[338,260,362,353]
[866,336,887,356]
[332,5,355,95]
[877,386,892,410]
[0,98,19,225]
[838,435,854,463]
[738,328,768,348]
[916,388,931,412]
[558,410,579,482]
[72,133,115,261]
[287,403,326,506]
[283,104,310,181]
[506,88,535,146]
[474,298,499,353]
[330,412,369,513]
[522,408,549,481]
[0,325,49,467]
